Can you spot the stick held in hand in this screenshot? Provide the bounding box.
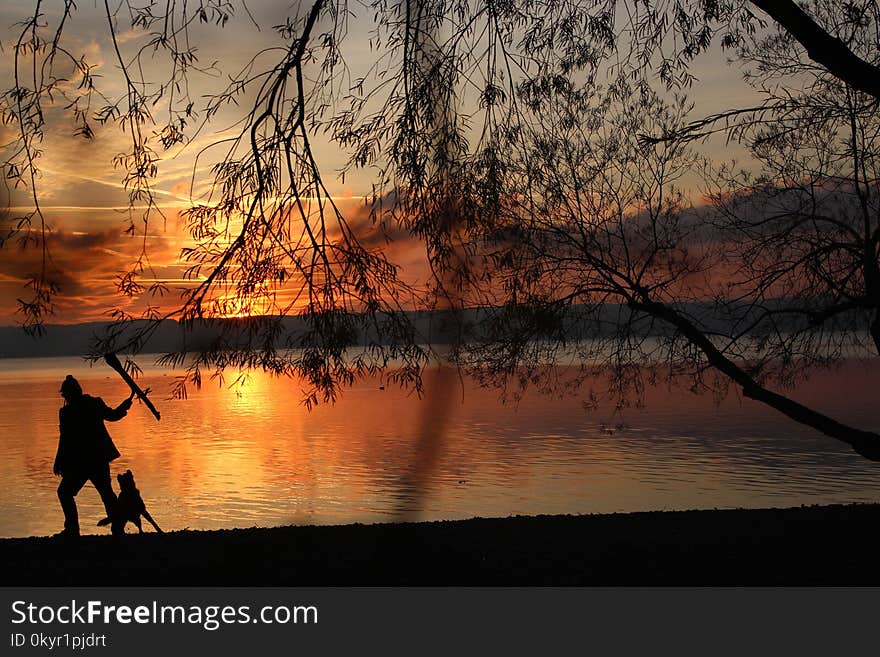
[104,353,161,421]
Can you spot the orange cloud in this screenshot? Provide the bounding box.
[0,223,187,324]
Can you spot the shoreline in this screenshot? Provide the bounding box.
[3,503,880,585]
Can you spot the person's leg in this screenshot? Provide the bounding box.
[90,463,118,521]
[57,472,88,535]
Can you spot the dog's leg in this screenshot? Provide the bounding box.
[142,509,163,533]
[134,516,143,533]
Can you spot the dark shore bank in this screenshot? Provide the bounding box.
[3,504,879,585]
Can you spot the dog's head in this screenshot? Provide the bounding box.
[117,469,137,492]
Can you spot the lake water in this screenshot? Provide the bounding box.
[1,355,879,538]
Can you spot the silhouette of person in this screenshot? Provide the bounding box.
[53,375,133,537]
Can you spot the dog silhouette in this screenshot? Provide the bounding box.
[97,469,163,534]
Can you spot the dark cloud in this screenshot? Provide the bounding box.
[0,225,181,324]
[341,192,414,249]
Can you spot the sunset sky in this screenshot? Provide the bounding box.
[0,1,763,327]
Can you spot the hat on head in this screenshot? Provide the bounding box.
[60,375,82,396]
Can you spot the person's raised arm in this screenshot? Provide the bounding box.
[101,394,134,422]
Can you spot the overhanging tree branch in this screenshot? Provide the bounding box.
[750,0,880,99]
[629,298,880,462]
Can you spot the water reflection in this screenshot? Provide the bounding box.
[0,356,879,537]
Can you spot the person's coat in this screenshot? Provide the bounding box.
[54,395,126,475]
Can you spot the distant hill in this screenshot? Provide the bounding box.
[0,301,866,359]
[0,311,467,359]
[0,321,182,359]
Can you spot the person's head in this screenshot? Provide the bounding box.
[60,375,83,404]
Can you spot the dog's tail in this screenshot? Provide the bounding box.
[97,517,111,526]
[142,509,163,533]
